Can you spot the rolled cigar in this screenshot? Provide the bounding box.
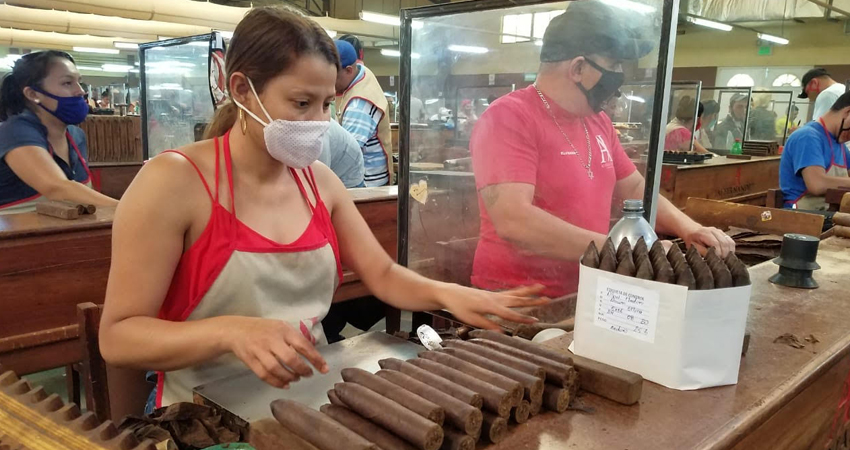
[407,358,512,418]
[688,253,715,290]
[649,239,665,261]
[832,212,850,227]
[529,396,543,416]
[468,329,572,366]
[440,428,474,450]
[443,340,545,379]
[270,399,378,450]
[635,258,654,280]
[705,248,733,288]
[542,384,570,413]
[841,193,850,213]
[441,347,544,402]
[513,317,575,341]
[598,246,618,272]
[580,241,600,268]
[633,237,649,262]
[653,255,675,284]
[835,225,850,239]
[602,237,616,257]
[512,400,531,424]
[667,244,686,269]
[419,351,523,406]
[468,339,573,387]
[36,201,80,220]
[685,245,702,266]
[724,252,751,287]
[83,204,96,214]
[480,411,507,445]
[328,389,343,406]
[675,263,696,290]
[615,250,636,276]
[320,404,418,450]
[334,382,444,450]
[379,358,483,409]
[342,368,444,425]
[616,237,632,263]
[376,370,482,437]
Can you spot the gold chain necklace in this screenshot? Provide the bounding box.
[533,84,594,179]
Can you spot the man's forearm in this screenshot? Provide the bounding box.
[496,204,606,261]
[655,195,699,237]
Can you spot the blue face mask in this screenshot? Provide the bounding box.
[30,86,89,125]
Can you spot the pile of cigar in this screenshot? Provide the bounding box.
[269,330,577,450]
[581,237,750,290]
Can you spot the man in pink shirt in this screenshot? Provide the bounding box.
[470,0,735,298]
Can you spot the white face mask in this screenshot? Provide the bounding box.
[232,78,329,169]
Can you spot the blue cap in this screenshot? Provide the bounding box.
[334,40,357,68]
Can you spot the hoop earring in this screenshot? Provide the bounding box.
[239,108,247,135]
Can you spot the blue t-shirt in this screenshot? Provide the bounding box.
[780,120,850,207]
[0,109,90,208]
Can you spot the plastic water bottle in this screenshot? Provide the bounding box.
[608,199,658,247]
[730,139,743,155]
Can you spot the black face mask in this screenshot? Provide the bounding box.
[577,57,625,113]
[836,118,850,144]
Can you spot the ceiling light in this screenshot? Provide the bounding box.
[76,65,103,71]
[73,47,119,55]
[687,17,732,31]
[448,45,489,54]
[625,95,646,103]
[146,61,196,68]
[114,42,140,50]
[325,29,337,38]
[380,49,420,59]
[102,64,133,72]
[600,0,655,14]
[411,20,424,29]
[360,11,400,26]
[758,33,789,45]
[188,41,210,47]
[425,98,440,105]
[218,31,233,39]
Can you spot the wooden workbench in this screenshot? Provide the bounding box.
[487,236,850,450]
[660,155,781,208]
[0,186,397,376]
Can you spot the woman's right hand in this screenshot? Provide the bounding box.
[227,317,329,389]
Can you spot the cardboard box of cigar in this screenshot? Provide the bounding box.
[572,237,752,391]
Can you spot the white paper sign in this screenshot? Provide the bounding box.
[594,277,659,343]
[488,74,495,85]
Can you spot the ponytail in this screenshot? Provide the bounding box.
[0,73,26,121]
[0,51,75,122]
[204,101,238,139]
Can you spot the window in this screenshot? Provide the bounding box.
[773,74,801,87]
[727,74,755,87]
[502,10,563,44]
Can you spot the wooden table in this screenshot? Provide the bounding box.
[0,187,398,376]
[660,155,781,208]
[486,237,850,450]
[89,161,143,200]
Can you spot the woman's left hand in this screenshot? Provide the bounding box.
[434,284,550,331]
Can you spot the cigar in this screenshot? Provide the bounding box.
[441,347,544,402]
[440,427,475,450]
[542,384,571,413]
[529,396,543,416]
[580,241,600,268]
[652,254,675,284]
[635,258,654,280]
[667,244,687,270]
[724,252,751,287]
[481,411,507,444]
[334,382,444,450]
[35,200,80,220]
[599,238,618,272]
[616,237,632,263]
[320,404,418,450]
[513,318,575,341]
[379,358,483,409]
[468,339,574,387]
[603,237,616,257]
[674,263,696,289]
[687,250,715,290]
[342,368,445,425]
[685,245,702,267]
[376,370,482,437]
[442,340,545,379]
[615,250,636,276]
[83,204,96,214]
[835,225,850,239]
[512,400,531,424]
[407,358,513,418]
[419,351,523,406]
[633,237,649,262]
[705,248,733,288]
[833,212,850,227]
[467,330,572,366]
[270,399,379,450]
[649,239,666,262]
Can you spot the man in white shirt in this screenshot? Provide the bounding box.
[800,68,847,121]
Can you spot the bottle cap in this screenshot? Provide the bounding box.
[623,199,644,212]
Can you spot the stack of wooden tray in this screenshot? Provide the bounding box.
[662,151,713,165]
[78,116,143,163]
[742,140,779,156]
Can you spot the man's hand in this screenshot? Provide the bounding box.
[682,226,736,256]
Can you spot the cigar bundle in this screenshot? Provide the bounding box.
[581,239,750,289]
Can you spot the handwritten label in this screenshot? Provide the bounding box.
[594,278,660,343]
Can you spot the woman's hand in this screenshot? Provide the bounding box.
[228,317,329,389]
[433,284,550,331]
[683,226,736,256]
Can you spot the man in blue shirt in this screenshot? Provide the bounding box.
[318,120,365,188]
[780,92,850,210]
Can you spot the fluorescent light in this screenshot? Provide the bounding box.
[129,69,139,73]
[73,46,119,54]
[625,95,646,103]
[146,61,196,68]
[687,17,733,31]
[218,30,233,39]
[360,11,400,26]
[425,98,440,105]
[600,0,655,14]
[535,40,543,46]
[325,29,337,38]
[758,33,789,45]
[411,20,424,30]
[448,45,488,54]
[76,65,103,71]
[380,49,421,59]
[114,42,139,49]
[102,64,133,72]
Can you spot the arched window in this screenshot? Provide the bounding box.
[773,73,801,87]
[727,74,755,87]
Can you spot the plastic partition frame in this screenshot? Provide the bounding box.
[751,89,795,144]
[669,80,702,153]
[699,86,754,152]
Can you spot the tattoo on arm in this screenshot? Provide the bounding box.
[481,186,500,209]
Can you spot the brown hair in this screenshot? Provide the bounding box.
[205,6,340,138]
[675,96,697,122]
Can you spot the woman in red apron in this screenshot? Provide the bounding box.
[0,51,117,214]
[100,7,546,408]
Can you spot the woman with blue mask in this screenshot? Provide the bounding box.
[0,51,118,214]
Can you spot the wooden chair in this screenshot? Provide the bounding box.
[76,302,151,423]
[765,188,785,209]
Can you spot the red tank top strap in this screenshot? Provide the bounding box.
[289,167,316,211]
[161,150,214,201]
[304,166,322,202]
[222,130,237,214]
